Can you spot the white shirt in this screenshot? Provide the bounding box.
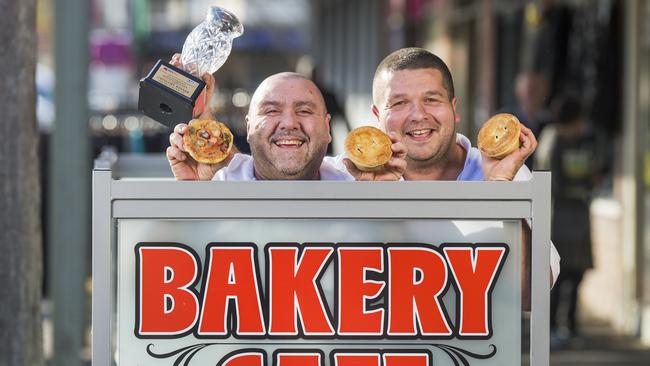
[213,153,354,181]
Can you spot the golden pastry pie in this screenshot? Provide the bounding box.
[477,113,522,159]
[345,126,393,171]
[183,119,234,164]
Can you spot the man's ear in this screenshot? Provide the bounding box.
[325,113,332,143]
[451,97,460,123]
[371,104,380,119]
[245,115,251,143]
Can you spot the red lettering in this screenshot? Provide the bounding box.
[275,352,322,366]
[334,353,380,366]
[383,353,429,366]
[135,242,505,341]
[220,351,265,366]
[268,246,334,335]
[387,247,452,336]
[137,245,199,336]
[337,247,384,335]
[198,246,265,336]
[443,246,507,336]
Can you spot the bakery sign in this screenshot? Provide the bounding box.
[116,219,525,366]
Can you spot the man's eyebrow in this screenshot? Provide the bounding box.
[424,90,446,98]
[388,90,446,101]
[258,100,282,108]
[294,101,317,109]
[387,93,408,101]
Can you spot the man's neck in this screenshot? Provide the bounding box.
[403,142,467,181]
[253,166,321,181]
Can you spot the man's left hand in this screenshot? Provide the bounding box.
[482,125,537,181]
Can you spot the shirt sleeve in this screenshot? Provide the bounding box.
[324,154,346,171]
[513,164,533,181]
[550,241,561,287]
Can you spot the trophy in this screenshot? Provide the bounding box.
[138,6,243,128]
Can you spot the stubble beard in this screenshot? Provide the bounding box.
[273,152,311,176]
[251,139,326,180]
[405,127,456,168]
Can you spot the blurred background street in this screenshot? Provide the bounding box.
[550,329,650,365]
[2,0,648,365]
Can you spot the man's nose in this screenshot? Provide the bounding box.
[277,111,300,130]
[409,101,429,121]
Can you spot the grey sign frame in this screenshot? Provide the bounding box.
[92,156,551,366]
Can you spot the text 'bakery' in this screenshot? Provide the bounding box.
[134,242,508,339]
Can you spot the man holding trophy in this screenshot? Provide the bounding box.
[140,6,405,182]
[138,6,243,129]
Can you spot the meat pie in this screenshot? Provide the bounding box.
[477,113,522,159]
[345,126,393,171]
[183,119,234,164]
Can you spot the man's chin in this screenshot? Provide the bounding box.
[407,148,442,162]
[269,149,325,178]
[404,142,434,158]
[273,162,310,177]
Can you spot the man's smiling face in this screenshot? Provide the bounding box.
[373,68,458,164]
[247,74,331,180]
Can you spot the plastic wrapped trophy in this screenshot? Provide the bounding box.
[138,7,243,128]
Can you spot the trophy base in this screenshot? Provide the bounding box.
[138,60,207,129]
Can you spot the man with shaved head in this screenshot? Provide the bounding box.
[243,72,334,180]
[167,71,405,181]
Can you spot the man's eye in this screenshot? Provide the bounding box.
[264,109,279,114]
[425,97,440,103]
[391,100,406,107]
[297,109,313,115]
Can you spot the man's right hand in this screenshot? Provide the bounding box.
[166,123,226,180]
[170,53,216,120]
[342,132,407,181]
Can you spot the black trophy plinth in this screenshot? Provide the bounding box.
[138,60,207,129]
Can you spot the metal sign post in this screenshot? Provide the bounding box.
[92,155,550,366]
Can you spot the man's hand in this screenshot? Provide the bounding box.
[166,123,230,180]
[482,125,537,181]
[170,53,216,120]
[343,132,407,181]
[166,54,234,180]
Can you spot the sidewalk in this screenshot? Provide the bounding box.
[550,327,650,366]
